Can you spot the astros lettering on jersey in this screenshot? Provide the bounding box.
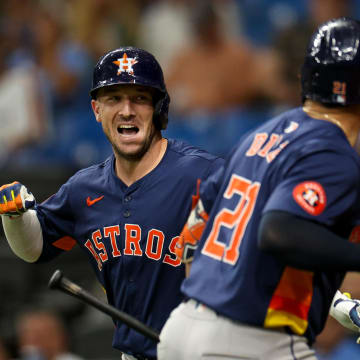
[35,139,222,358]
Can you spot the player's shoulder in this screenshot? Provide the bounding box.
[247,107,357,155]
[167,138,223,164]
[233,107,305,154]
[234,106,360,172]
[278,108,360,173]
[165,138,224,179]
[66,156,113,185]
[255,107,305,132]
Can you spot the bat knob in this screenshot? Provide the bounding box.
[48,269,63,289]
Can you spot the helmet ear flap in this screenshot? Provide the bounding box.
[154,92,170,130]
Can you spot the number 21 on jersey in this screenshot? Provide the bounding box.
[201,175,260,265]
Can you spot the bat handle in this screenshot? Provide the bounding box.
[48,270,160,343]
[48,269,63,289]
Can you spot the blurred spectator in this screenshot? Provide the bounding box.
[28,7,92,114]
[0,0,34,65]
[137,0,197,73]
[0,57,48,165]
[315,317,354,359]
[272,0,354,106]
[0,2,104,169]
[0,336,18,360]
[137,0,242,73]
[15,309,83,360]
[0,338,11,360]
[164,0,289,116]
[0,1,50,166]
[64,0,143,60]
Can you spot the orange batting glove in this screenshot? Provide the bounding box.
[0,181,36,217]
[175,198,208,264]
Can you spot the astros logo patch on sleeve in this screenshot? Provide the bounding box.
[292,181,326,216]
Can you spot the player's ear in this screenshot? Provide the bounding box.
[91,99,102,123]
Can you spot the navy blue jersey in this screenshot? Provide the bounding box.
[182,107,360,344]
[35,139,223,358]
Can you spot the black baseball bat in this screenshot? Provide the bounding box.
[48,269,160,343]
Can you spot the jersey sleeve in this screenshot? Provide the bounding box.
[199,159,225,214]
[35,182,76,261]
[263,149,360,227]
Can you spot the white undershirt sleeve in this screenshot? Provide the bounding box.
[1,209,43,263]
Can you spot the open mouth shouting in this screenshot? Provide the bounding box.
[117,124,139,136]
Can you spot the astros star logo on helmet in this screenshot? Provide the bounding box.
[113,53,138,76]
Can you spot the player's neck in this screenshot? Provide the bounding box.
[303,100,360,148]
[114,137,168,186]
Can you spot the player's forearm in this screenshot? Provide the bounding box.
[258,210,360,272]
[1,210,43,262]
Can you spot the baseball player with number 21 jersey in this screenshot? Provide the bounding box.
[158,18,360,360]
[0,47,223,360]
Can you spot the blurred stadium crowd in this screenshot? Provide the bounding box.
[1,0,360,359]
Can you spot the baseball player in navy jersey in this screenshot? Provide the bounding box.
[157,18,360,360]
[0,47,223,360]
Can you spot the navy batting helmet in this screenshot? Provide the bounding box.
[301,17,360,106]
[90,47,170,130]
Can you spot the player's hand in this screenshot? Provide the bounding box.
[330,290,360,343]
[175,198,208,263]
[0,181,36,217]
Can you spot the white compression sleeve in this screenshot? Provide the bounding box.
[1,209,43,263]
